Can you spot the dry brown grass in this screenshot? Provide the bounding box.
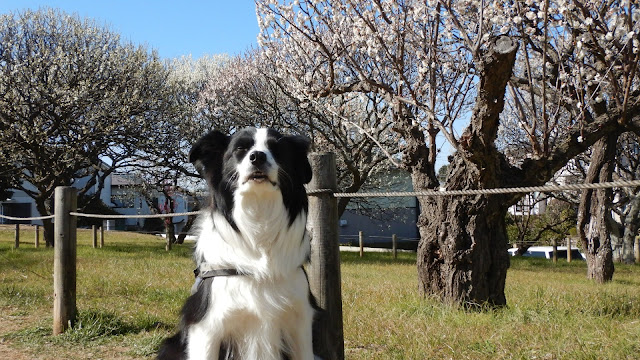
[1,227,639,359]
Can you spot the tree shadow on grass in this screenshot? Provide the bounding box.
[339,250,416,266]
[4,309,173,346]
[99,244,192,258]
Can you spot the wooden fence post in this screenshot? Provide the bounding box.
[14,223,19,249]
[552,238,558,264]
[92,225,97,248]
[307,152,344,360]
[392,234,398,260]
[35,225,40,248]
[100,225,104,248]
[53,186,77,335]
[359,231,364,257]
[566,237,572,263]
[635,236,640,264]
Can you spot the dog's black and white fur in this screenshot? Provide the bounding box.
[158,127,317,360]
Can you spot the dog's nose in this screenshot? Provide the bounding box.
[249,151,267,166]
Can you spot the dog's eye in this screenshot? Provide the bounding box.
[234,139,253,153]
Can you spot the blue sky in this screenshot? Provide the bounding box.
[0,1,260,59]
[0,1,456,168]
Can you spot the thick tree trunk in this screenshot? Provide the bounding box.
[413,36,518,307]
[578,134,618,283]
[585,249,614,282]
[416,156,510,307]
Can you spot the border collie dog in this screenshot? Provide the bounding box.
[158,127,317,360]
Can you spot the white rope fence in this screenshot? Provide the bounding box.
[0,214,55,221]
[68,211,203,219]
[1,179,638,221]
[329,179,640,198]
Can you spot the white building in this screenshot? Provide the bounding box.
[1,172,193,234]
[109,173,192,231]
[507,162,581,216]
[0,172,111,226]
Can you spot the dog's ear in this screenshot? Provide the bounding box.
[287,135,313,184]
[189,130,230,186]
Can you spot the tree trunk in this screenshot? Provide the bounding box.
[43,218,54,247]
[620,194,640,264]
[608,216,624,262]
[34,197,54,247]
[578,134,618,283]
[610,232,623,263]
[416,156,510,307]
[414,36,518,307]
[164,219,176,245]
[176,214,197,244]
[337,197,350,219]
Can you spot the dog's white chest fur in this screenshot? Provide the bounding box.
[188,199,313,359]
[194,195,310,281]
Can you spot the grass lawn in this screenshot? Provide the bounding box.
[1,225,639,359]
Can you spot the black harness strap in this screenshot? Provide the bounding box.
[193,265,247,280]
[191,265,247,295]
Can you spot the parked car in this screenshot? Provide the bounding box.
[508,246,586,260]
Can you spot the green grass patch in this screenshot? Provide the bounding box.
[3,309,170,358]
[1,226,640,359]
[5,309,165,344]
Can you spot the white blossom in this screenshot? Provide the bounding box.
[255,0,640,171]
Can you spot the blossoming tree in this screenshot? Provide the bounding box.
[199,51,402,216]
[610,133,640,264]
[256,0,640,305]
[0,8,174,245]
